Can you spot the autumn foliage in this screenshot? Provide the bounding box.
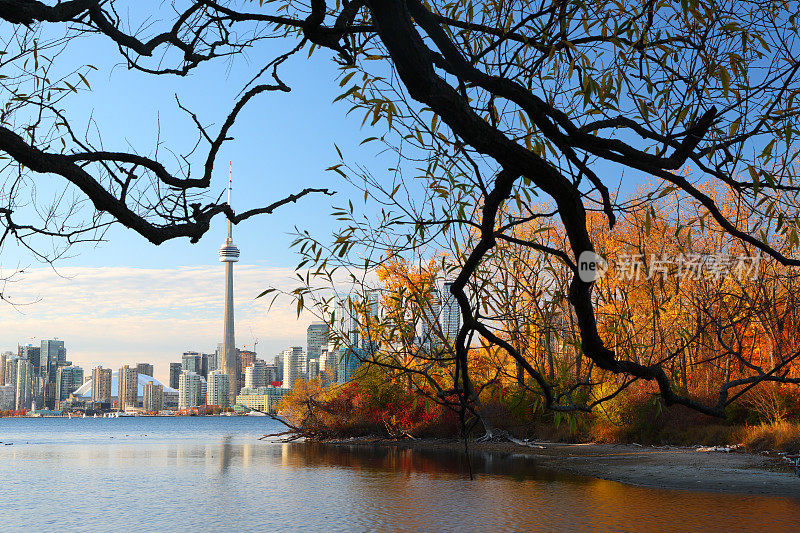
[284,185,800,445]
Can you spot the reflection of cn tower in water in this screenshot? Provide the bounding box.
[219,162,240,406]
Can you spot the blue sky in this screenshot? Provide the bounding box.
[0,18,391,381]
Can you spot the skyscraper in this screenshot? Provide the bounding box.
[178,371,206,409]
[143,381,164,412]
[421,288,441,349]
[335,299,361,353]
[91,366,112,404]
[4,356,19,390]
[441,281,461,341]
[136,363,154,377]
[118,365,138,411]
[322,346,338,382]
[337,345,364,383]
[0,352,6,386]
[307,358,320,381]
[244,360,267,389]
[55,366,83,408]
[207,370,230,409]
[40,340,65,381]
[307,322,329,362]
[169,362,182,390]
[281,347,306,389]
[14,359,33,411]
[361,290,380,355]
[219,165,240,406]
[182,352,203,374]
[19,344,41,375]
[0,385,14,410]
[274,353,284,385]
[237,349,255,385]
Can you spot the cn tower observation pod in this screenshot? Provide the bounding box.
[219,240,240,262]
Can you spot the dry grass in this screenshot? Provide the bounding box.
[743,422,800,453]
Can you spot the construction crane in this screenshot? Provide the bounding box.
[243,326,258,355]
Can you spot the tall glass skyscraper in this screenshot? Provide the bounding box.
[441,282,461,341]
[40,340,66,381]
[306,322,329,362]
[420,288,441,349]
[169,362,182,390]
[55,366,84,407]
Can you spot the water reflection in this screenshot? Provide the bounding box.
[277,443,800,533]
[0,419,798,532]
[282,442,574,482]
[218,435,232,474]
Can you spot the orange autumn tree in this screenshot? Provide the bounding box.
[367,255,459,405]
[473,184,800,417]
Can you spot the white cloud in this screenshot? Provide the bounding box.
[0,264,315,382]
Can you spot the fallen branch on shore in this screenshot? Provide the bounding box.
[476,429,546,449]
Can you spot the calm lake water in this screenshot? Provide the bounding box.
[0,417,797,532]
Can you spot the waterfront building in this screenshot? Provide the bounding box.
[14,358,33,411]
[55,366,84,408]
[91,366,112,403]
[163,389,179,409]
[236,386,289,413]
[143,381,164,412]
[244,360,267,389]
[72,372,177,408]
[281,347,306,389]
[42,373,60,410]
[207,370,230,408]
[136,363,154,377]
[219,168,241,406]
[178,371,206,409]
[0,352,5,385]
[235,390,269,412]
[118,365,139,410]
[0,385,14,410]
[169,362,182,390]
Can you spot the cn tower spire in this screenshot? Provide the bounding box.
[227,161,233,239]
[219,161,240,406]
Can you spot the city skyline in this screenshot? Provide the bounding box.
[0,263,317,384]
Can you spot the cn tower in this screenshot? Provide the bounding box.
[219,162,240,406]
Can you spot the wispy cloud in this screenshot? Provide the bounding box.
[0,265,313,382]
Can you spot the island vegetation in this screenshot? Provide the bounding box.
[279,191,800,451]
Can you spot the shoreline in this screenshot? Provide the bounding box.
[322,438,800,497]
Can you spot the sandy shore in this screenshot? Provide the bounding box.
[323,438,800,496]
